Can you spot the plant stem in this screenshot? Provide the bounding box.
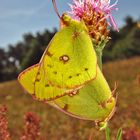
[93,40,106,71]
[96,50,103,71]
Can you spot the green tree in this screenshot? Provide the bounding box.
[112,25,140,59]
[21,39,43,70]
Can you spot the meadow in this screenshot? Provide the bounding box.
[0,56,140,140]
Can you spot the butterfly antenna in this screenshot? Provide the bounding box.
[52,0,61,19]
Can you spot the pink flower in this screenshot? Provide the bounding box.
[20,112,41,140]
[69,0,119,31]
[0,105,10,140]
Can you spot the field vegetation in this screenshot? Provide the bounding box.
[0,57,140,140]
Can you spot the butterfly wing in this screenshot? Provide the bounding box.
[18,15,97,101]
[18,64,39,94]
[18,64,72,101]
[39,18,97,89]
[48,67,116,121]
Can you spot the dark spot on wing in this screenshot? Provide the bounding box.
[69,76,72,79]
[47,64,52,68]
[69,90,79,97]
[46,51,53,57]
[59,55,69,64]
[53,71,57,75]
[85,68,88,71]
[76,73,81,76]
[45,84,49,87]
[72,31,80,39]
[63,104,68,111]
[98,101,107,109]
[35,79,40,82]
[37,71,40,76]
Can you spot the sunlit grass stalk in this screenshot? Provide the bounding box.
[105,127,122,140]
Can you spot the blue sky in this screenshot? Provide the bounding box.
[0,0,140,48]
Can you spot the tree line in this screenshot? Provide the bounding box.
[0,16,140,82]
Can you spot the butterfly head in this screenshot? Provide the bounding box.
[61,13,88,32]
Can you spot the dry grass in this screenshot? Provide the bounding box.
[0,56,140,140]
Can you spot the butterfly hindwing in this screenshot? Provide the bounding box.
[49,67,116,121]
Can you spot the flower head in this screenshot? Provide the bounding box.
[0,105,10,140]
[20,112,41,140]
[69,0,118,30]
[69,0,118,45]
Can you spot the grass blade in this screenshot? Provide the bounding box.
[105,127,110,140]
[116,128,122,140]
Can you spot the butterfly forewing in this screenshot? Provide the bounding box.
[40,25,97,89]
[18,15,97,102]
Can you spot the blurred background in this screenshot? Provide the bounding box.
[0,0,140,139]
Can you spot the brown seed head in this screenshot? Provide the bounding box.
[81,3,109,46]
